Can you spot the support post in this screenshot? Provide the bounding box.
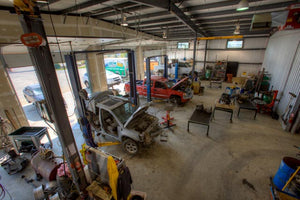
[65,54,96,147]
[146,57,151,102]
[192,34,197,81]
[163,56,168,79]
[127,50,138,105]
[18,8,87,194]
[203,40,208,70]
[175,63,179,79]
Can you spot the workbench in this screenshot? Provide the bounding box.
[238,100,258,119]
[212,103,235,123]
[8,127,52,154]
[187,108,212,136]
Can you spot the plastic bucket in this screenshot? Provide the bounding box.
[273,157,300,190]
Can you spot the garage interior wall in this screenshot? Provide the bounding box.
[0,64,29,127]
[167,37,269,76]
[263,29,300,115]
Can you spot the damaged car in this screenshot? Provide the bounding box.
[83,91,162,155]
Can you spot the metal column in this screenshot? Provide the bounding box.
[18,8,87,194]
[163,56,168,78]
[192,35,197,81]
[127,50,138,105]
[65,54,96,147]
[145,57,151,102]
[203,40,208,70]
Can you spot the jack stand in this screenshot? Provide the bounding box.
[161,110,176,130]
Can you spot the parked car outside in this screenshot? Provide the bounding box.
[84,91,162,154]
[83,70,122,88]
[23,84,44,103]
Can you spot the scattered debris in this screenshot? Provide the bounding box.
[242,178,256,191]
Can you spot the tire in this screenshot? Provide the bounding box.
[122,138,139,155]
[170,96,182,105]
[84,81,90,88]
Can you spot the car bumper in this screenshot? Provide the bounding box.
[182,92,193,102]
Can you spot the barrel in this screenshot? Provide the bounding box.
[273,157,300,190]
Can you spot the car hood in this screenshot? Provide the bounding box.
[35,94,45,102]
[124,105,149,128]
[171,77,189,90]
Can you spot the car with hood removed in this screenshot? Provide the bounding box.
[83,91,162,155]
[124,76,193,105]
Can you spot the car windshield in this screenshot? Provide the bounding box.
[112,102,138,124]
[166,81,176,88]
[33,87,43,96]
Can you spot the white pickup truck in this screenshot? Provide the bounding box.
[154,62,192,76]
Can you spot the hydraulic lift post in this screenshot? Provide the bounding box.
[17,4,87,194]
[145,55,168,102]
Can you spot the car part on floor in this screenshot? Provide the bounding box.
[0,149,29,175]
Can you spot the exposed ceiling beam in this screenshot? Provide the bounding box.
[138,22,184,30]
[59,0,110,14]
[196,14,253,23]
[182,0,263,12]
[86,2,136,16]
[203,25,251,31]
[207,29,271,36]
[200,20,252,28]
[131,0,206,36]
[95,5,149,18]
[126,11,171,21]
[145,26,189,32]
[128,17,178,27]
[190,1,296,19]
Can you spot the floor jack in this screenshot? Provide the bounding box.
[160,110,176,142]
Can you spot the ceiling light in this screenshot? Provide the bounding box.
[162,30,168,39]
[234,21,240,34]
[236,0,249,11]
[121,13,128,27]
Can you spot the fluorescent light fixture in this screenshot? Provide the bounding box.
[236,0,249,11]
[121,14,128,26]
[233,22,240,34]
[162,30,167,39]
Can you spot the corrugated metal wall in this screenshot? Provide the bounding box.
[277,42,300,115]
[263,29,300,115]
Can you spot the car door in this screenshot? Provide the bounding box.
[153,81,168,99]
[100,108,119,140]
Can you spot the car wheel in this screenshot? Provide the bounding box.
[84,81,90,88]
[122,138,139,155]
[170,96,182,105]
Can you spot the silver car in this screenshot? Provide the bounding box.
[85,91,162,155]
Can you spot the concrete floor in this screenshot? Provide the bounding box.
[1,81,300,200]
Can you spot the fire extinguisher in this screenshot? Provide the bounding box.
[289,113,295,124]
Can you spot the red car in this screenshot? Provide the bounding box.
[125,76,193,105]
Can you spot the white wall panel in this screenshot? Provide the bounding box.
[262,29,300,115]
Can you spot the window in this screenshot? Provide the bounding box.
[177,42,189,49]
[227,39,243,49]
[155,81,167,89]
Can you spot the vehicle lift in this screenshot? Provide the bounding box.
[145,55,168,102]
[65,49,138,148]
